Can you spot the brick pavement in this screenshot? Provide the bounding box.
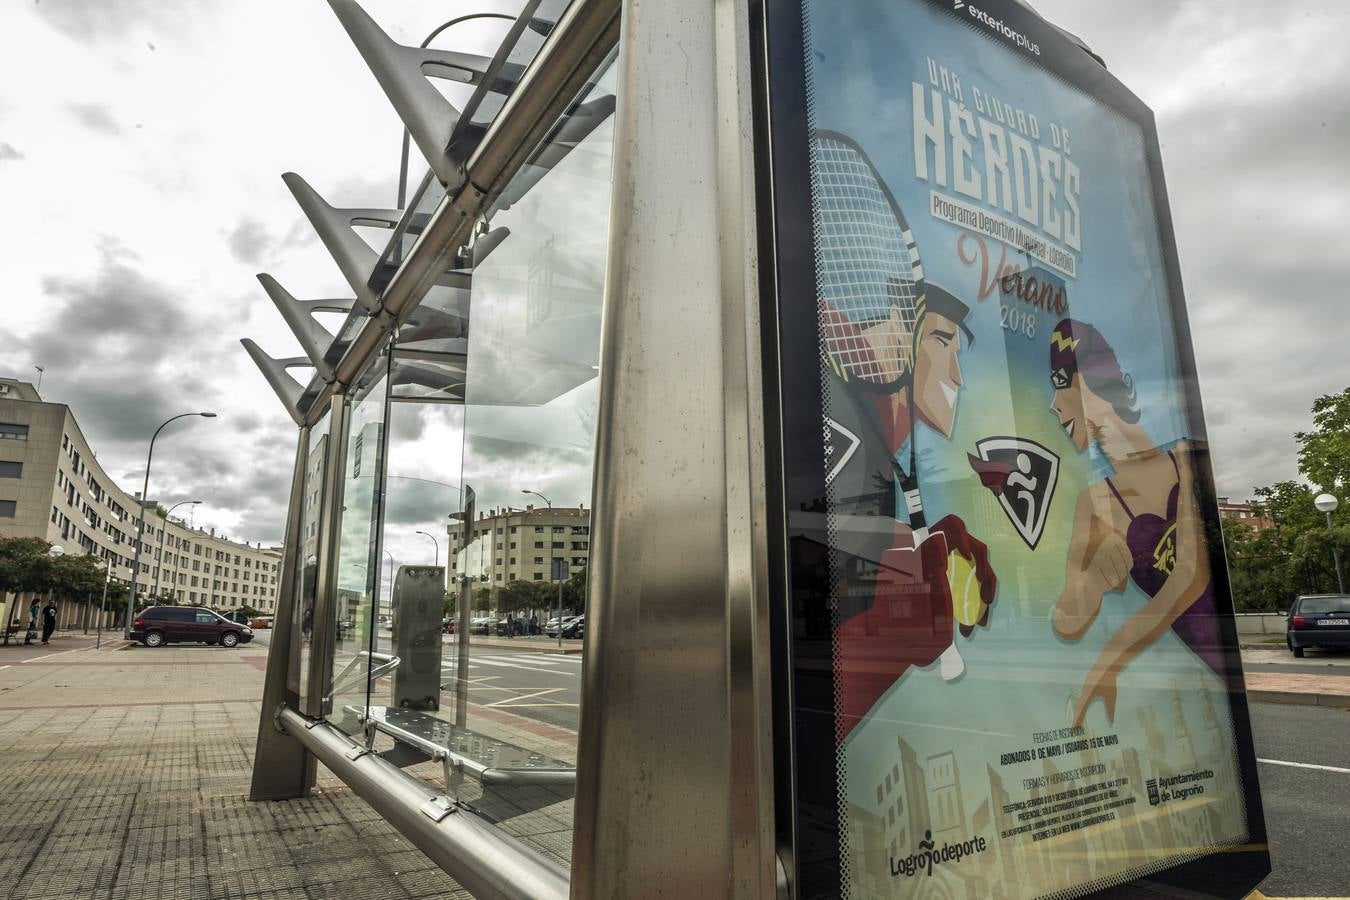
[0,636,481,900]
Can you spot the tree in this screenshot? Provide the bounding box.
[0,537,56,600]
[561,565,587,613]
[1296,388,1350,494]
[472,588,492,612]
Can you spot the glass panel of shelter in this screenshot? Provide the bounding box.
[325,357,390,733]
[339,49,619,867]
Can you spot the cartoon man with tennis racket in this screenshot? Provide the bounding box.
[812,130,998,740]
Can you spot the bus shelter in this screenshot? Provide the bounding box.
[247,1,1271,897]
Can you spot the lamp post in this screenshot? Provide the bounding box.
[522,490,563,647]
[415,530,440,566]
[1314,493,1344,594]
[124,412,217,638]
[151,500,203,601]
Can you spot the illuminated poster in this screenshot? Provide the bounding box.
[766,1,1269,897]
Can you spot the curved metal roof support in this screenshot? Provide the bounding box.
[328,0,497,189]
[282,172,400,314]
[256,275,354,382]
[240,339,314,426]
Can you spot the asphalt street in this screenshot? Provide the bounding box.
[1249,701,1350,898]
[439,639,582,731]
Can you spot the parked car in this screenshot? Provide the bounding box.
[471,617,494,635]
[132,606,254,648]
[222,610,251,625]
[1286,594,1350,657]
[443,618,457,635]
[561,614,585,639]
[249,616,274,630]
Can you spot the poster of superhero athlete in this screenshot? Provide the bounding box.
[772,0,1268,897]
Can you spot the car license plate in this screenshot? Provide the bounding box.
[1318,618,1349,626]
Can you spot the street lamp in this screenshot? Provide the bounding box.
[522,489,563,647]
[151,500,203,601]
[1314,493,1345,594]
[415,530,440,566]
[95,559,113,649]
[124,412,217,638]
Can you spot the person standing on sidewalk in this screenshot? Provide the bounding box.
[24,599,39,645]
[41,599,58,646]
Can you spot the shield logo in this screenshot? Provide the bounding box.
[968,437,1060,549]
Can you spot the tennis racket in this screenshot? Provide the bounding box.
[809,129,925,392]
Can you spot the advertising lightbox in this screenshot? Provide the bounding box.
[761,1,1271,897]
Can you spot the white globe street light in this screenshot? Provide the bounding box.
[1314,493,1345,594]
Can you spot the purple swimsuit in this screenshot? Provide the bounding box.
[1104,452,1225,677]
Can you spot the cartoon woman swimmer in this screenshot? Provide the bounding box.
[1047,319,1224,727]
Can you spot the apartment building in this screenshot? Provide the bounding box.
[0,377,283,620]
[446,503,590,595]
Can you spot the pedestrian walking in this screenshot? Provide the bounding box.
[41,599,57,646]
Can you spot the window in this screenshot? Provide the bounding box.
[534,556,545,565]
[534,541,544,549]
[509,557,516,565]
[509,541,517,549]
[553,526,564,533]
[552,541,563,549]
[0,461,21,478]
[0,423,28,440]
[534,526,545,533]
[0,500,15,517]
[533,573,543,581]
[510,526,517,533]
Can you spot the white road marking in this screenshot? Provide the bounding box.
[471,657,578,675]
[1258,757,1350,775]
[21,647,85,664]
[485,688,566,709]
[0,665,9,671]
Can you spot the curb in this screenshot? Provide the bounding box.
[448,636,584,655]
[1246,689,1350,710]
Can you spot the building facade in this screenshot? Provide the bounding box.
[1216,497,1275,532]
[0,377,283,624]
[446,503,590,597]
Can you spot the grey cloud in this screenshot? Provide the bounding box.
[67,103,121,136]
[0,141,23,161]
[35,0,218,41]
[226,218,272,266]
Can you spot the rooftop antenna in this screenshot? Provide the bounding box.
[34,365,44,393]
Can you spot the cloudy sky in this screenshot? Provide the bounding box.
[2,0,1348,547]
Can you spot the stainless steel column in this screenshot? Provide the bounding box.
[570,0,776,896]
[250,426,314,800]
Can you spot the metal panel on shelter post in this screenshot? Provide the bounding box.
[757,1,1270,897]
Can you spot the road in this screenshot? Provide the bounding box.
[440,639,582,731]
[1249,701,1350,898]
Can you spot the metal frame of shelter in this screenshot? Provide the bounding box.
[246,1,1269,898]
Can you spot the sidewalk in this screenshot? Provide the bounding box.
[1239,646,1350,709]
[0,635,474,900]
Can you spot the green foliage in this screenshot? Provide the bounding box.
[497,579,541,614]
[561,565,587,613]
[1221,390,1350,611]
[472,588,492,611]
[1296,388,1350,494]
[0,537,56,596]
